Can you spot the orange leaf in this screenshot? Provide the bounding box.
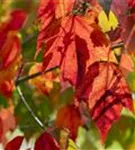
[0,106,16,144]
[34,132,60,150]
[120,53,134,75]
[0,34,21,97]
[37,15,111,87]
[127,0,135,6]
[55,104,84,140]
[28,63,59,95]
[36,0,75,56]
[38,0,75,26]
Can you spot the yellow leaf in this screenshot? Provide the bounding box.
[98,10,118,33]
[67,139,78,150]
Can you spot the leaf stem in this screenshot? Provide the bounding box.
[16,86,45,129]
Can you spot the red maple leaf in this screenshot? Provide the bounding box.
[76,62,133,142]
[0,9,27,97]
[5,136,24,150]
[36,0,133,142]
[126,0,135,11]
[37,0,75,25]
[36,0,76,56]
[37,14,110,86]
[34,132,60,150]
[0,9,27,50]
[111,0,135,52]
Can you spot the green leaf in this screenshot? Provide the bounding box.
[35,51,43,62]
[127,72,135,92]
[0,95,8,108]
[105,115,135,149]
[37,96,53,120]
[59,87,74,105]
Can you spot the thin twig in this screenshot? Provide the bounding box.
[16,62,24,81]
[14,28,46,130]
[22,32,38,46]
[16,86,45,129]
[111,41,124,50]
[15,66,59,85]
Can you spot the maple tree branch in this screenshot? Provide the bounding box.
[16,62,24,81]
[15,66,59,86]
[16,86,45,129]
[15,59,46,130]
[111,41,124,49]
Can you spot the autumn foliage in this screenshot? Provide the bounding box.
[0,9,27,97]
[0,0,135,149]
